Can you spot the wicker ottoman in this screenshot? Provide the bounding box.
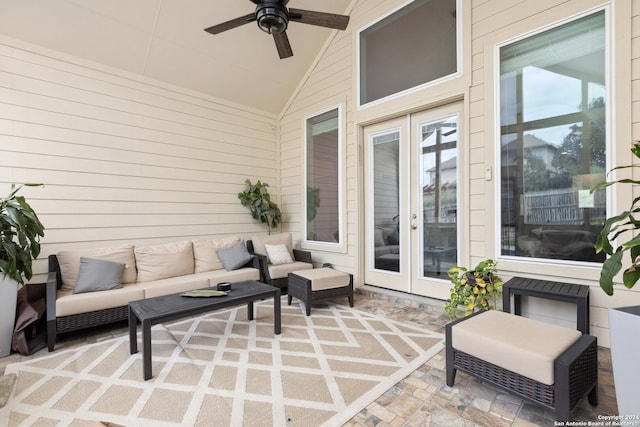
[287,268,353,315]
[446,310,598,421]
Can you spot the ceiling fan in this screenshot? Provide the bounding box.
[204,0,350,59]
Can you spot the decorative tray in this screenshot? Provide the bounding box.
[181,289,228,298]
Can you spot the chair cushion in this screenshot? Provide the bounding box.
[251,233,294,263]
[268,261,313,279]
[451,310,582,385]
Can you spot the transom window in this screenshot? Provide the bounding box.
[359,0,458,106]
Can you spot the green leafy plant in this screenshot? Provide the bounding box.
[238,179,282,235]
[591,141,640,295]
[0,184,45,285]
[444,259,503,319]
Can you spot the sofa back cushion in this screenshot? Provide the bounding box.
[57,244,137,291]
[135,240,194,282]
[251,233,294,264]
[192,237,242,273]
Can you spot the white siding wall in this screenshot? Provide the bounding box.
[0,36,278,283]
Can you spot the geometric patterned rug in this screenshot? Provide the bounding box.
[1,297,443,427]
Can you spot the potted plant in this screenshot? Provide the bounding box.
[444,259,503,320]
[0,184,45,357]
[590,140,640,418]
[238,179,282,235]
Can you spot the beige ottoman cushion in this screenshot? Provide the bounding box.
[452,310,581,385]
[292,268,350,291]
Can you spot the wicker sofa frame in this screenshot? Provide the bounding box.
[246,240,312,292]
[445,311,598,421]
[45,253,260,352]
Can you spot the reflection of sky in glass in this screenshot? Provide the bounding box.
[420,116,457,186]
[518,67,606,146]
[526,124,574,147]
[523,66,581,121]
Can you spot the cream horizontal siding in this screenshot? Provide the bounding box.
[0,36,277,282]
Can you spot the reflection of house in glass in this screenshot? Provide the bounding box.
[500,133,606,261]
[420,118,458,277]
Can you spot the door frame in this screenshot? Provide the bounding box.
[359,100,466,300]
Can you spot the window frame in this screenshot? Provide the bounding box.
[494,5,613,268]
[302,103,346,253]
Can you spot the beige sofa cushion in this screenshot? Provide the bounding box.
[251,233,294,263]
[57,244,137,291]
[137,274,211,299]
[451,310,582,385]
[192,237,241,273]
[207,266,260,286]
[55,283,144,317]
[135,240,194,282]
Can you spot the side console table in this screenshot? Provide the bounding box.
[502,277,590,334]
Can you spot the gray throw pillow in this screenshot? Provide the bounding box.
[73,257,126,294]
[216,241,252,271]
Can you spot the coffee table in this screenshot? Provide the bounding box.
[128,280,281,380]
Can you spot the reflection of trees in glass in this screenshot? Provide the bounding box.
[423,189,456,207]
[307,186,321,240]
[523,149,571,191]
[551,96,606,177]
[523,96,606,192]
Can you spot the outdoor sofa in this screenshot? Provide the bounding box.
[46,237,260,351]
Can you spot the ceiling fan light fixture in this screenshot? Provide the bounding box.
[256,4,289,34]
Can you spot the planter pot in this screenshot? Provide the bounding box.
[609,305,640,424]
[0,276,19,358]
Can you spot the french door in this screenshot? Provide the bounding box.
[363,102,462,299]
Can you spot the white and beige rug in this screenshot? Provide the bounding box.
[1,297,443,427]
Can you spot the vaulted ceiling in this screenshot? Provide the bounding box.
[0,0,351,115]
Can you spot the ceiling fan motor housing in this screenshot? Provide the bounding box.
[256,2,289,34]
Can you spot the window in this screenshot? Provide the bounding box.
[499,11,607,263]
[305,107,342,245]
[359,0,458,106]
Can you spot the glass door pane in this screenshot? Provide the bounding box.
[371,131,401,273]
[419,115,458,278]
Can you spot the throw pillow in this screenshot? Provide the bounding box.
[216,241,252,271]
[264,244,293,265]
[73,257,125,294]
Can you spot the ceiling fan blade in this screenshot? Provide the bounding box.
[204,13,256,35]
[273,31,293,59]
[288,8,350,30]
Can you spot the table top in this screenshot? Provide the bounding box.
[128,280,278,321]
[504,277,589,298]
